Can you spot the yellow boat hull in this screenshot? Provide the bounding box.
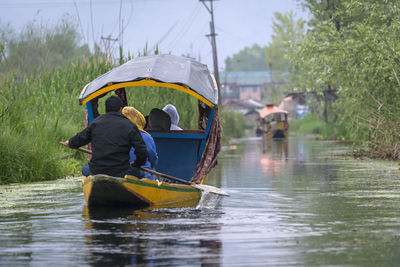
[82,174,203,208]
[263,122,288,139]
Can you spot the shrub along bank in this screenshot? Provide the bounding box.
[290,0,400,159]
[0,58,112,184]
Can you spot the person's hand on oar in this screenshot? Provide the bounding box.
[59,141,91,154]
[60,141,70,148]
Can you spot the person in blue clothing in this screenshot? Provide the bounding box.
[122,106,158,179]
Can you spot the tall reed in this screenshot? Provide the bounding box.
[0,57,112,183]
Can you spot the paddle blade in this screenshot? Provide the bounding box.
[193,184,229,196]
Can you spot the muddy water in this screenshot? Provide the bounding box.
[1,136,400,266]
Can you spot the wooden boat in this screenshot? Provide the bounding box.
[78,54,222,208]
[256,104,289,139]
[82,175,202,208]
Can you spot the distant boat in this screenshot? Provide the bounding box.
[256,104,289,139]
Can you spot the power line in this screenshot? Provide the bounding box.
[101,34,118,62]
[164,2,202,52]
[0,0,161,8]
[216,26,248,44]
[72,0,86,43]
[90,0,95,45]
[147,21,179,54]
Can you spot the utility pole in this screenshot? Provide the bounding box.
[200,0,221,105]
[119,0,124,65]
[119,19,124,65]
[101,35,118,63]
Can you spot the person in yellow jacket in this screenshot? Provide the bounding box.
[122,106,158,179]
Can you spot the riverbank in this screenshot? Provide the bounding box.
[288,115,400,164]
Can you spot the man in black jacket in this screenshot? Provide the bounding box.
[65,95,148,177]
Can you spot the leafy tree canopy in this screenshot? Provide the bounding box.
[291,0,400,158]
[265,11,306,103]
[267,11,305,77]
[0,15,90,75]
[225,44,267,71]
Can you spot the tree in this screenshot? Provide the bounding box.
[0,16,90,75]
[292,0,400,158]
[225,44,267,71]
[223,12,305,105]
[267,11,305,72]
[265,11,306,103]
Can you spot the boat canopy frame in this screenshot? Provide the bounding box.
[79,54,218,108]
[258,105,289,120]
[81,79,216,107]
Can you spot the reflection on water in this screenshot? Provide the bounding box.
[208,136,400,266]
[1,136,400,266]
[82,204,223,266]
[259,139,288,175]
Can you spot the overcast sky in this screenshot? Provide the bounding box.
[0,0,309,69]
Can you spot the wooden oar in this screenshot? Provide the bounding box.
[59,141,92,154]
[138,167,229,196]
[59,141,229,196]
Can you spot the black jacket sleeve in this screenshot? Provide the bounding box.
[129,126,148,167]
[68,126,91,149]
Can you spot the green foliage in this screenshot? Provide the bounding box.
[266,11,306,104]
[224,12,305,105]
[126,87,198,129]
[220,109,245,143]
[0,57,112,184]
[289,114,337,138]
[267,11,306,73]
[292,0,400,158]
[0,16,90,76]
[225,44,267,71]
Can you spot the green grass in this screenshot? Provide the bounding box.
[289,114,339,139]
[0,57,111,184]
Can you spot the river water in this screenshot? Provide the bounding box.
[1,136,400,266]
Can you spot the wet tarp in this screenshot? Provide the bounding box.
[79,54,218,105]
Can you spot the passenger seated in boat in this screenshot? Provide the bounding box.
[122,106,158,179]
[145,108,171,131]
[162,104,182,130]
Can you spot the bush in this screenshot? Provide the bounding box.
[290,114,335,139]
[220,109,245,143]
[0,57,111,184]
